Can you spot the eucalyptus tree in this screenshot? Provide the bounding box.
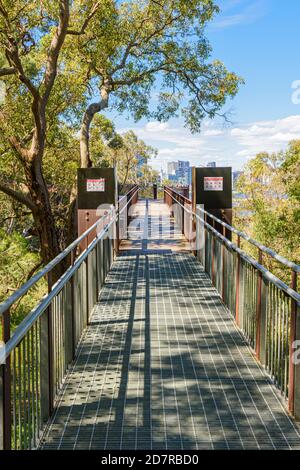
[0,1,100,274]
[0,0,243,277]
[236,141,300,277]
[71,0,243,167]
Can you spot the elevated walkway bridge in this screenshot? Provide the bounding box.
[1,186,300,450]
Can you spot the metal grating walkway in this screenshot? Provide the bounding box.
[40,201,300,450]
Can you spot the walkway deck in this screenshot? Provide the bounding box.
[40,200,300,450]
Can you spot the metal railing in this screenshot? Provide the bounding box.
[0,186,138,450]
[164,186,300,421]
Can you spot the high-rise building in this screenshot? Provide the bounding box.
[207,161,216,168]
[176,161,190,185]
[167,160,191,185]
[167,161,179,176]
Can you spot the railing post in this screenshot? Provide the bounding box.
[0,308,11,449]
[204,213,208,274]
[181,198,185,235]
[70,249,76,358]
[0,364,4,450]
[294,301,300,420]
[289,271,298,416]
[255,249,263,358]
[235,235,241,325]
[64,279,74,368]
[115,217,120,256]
[257,276,268,365]
[211,218,215,286]
[41,274,54,424]
[222,225,226,302]
[85,255,89,325]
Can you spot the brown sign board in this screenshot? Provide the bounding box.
[192,167,232,239]
[77,168,117,251]
[77,168,117,210]
[192,167,232,209]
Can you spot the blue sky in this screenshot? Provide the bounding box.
[110,0,300,172]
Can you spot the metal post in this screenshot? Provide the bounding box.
[64,280,73,368]
[70,250,76,359]
[255,249,263,358]
[211,218,215,286]
[294,301,300,420]
[222,225,226,302]
[182,198,185,235]
[289,271,297,415]
[204,213,208,274]
[85,256,89,325]
[235,235,241,325]
[153,183,157,200]
[257,277,268,365]
[0,308,11,449]
[115,218,120,256]
[47,272,54,416]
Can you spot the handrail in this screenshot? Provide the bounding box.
[164,187,300,305]
[118,184,139,202]
[0,184,139,450]
[1,185,139,356]
[2,221,114,361]
[164,185,191,204]
[0,186,139,317]
[164,185,300,274]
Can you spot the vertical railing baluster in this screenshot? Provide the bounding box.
[12,350,17,449]
[0,307,11,450]
[222,225,226,303]
[284,297,289,399]
[211,218,215,286]
[17,345,22,449]
[288,270,298,415]
[256,250,263,357]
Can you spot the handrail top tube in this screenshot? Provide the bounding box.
[0,186,139,317]
[164,185,300,274]
[1,219,114,361]
[118,184,139,202]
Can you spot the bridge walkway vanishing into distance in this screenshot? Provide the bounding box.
[40,199,300,450]
[1,187,300,450]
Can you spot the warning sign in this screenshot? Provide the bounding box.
[204,177,223,191]
[86,178,105,192]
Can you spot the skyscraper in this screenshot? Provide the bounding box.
[167,161,179,176]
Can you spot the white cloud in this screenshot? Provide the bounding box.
[120,121,206,148]
[211,0,267,30]
[118,115,300,172]
[145,121,169,132]
[231,115,300,150]
[202,129,224,137]
[236,149,249,156]
[158,147,200,157]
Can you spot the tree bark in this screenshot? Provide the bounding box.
[23,158,63,281]
[79,85,110,167]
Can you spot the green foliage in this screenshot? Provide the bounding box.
[0,229,46,329]
[90,121,158,186]
[0,1,242,328]
[71,0,242,130]
[235,141,300,282]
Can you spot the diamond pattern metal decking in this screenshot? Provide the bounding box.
[40,201,300,450]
